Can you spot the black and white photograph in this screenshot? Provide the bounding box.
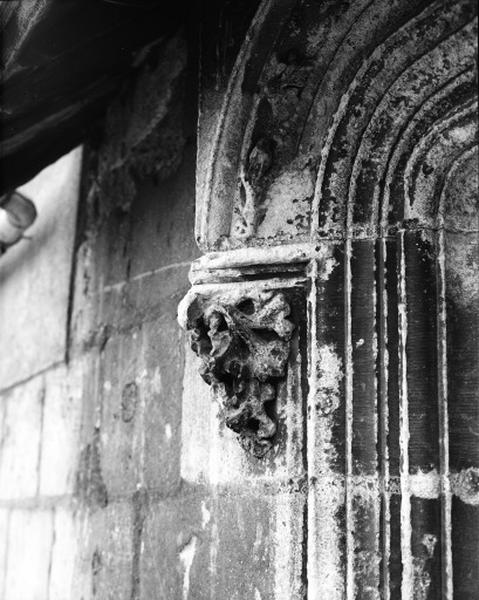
[0,1,477,598]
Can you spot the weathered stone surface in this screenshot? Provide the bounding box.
[139,491,203,600]
[0,147,81,389]
[71,501,134,600]
[0,1,477,599]
[186,1,478,598]
[0,9,195,600]
[48,507,77,600]
[4,509,53,600]
[69,145,197,356]
[39,363,83,496]
[180,288,294,456]
[140,485,306,600]
[0,508,8,595]
[181,281,307,475]
[96,317,184,497]
[0,374,43,499]
[196,0,477,250]
[179,277,308,599]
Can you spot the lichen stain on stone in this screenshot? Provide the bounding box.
[353,549,381,600]
[315,343,343,417]
[308,475,345,600]
[313,247,339,283]
[421,533,437,559]
[178,534,198,600]
[307,327,348,598]
[409,468,441,499]
[351,475,381,502]
[75,428,108,509]
[405,116,477,225]
[444,239,479,309]
[121,381,138,423]
[350,482,381,597]
[201,501,211,529]
[273,492,305,600]
[412,533,437,600]
[229,36,319,245]
[407,468,479,505]
[252,521,264,564]
[451,467,479,505]
[91,547,103,597]
[442,148,478,231]
[136,365,162,396]
[257,167,314,239]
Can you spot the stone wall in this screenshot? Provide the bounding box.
[0,148,84,600]
[0,18,297,600]
[0,33,203,600]
[0,2,477,599]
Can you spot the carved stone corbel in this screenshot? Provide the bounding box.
[178,289,294,457]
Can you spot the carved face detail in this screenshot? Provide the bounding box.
[185,291,294,457]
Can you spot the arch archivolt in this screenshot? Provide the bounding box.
[197,0,477,249]
[181,2,478,597]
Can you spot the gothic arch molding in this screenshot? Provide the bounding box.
[181,1,478,597]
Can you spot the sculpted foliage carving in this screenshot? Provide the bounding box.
[179,290,294,457]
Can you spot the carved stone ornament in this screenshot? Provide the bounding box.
[178,290,294,457]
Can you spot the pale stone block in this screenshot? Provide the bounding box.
[0,509,9,595]
[49,507,77,600]
[71,502,134,600]
[0,147,82,390]
[39,362,83,496]
[4,509,53,600]
[0,376,43,499]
